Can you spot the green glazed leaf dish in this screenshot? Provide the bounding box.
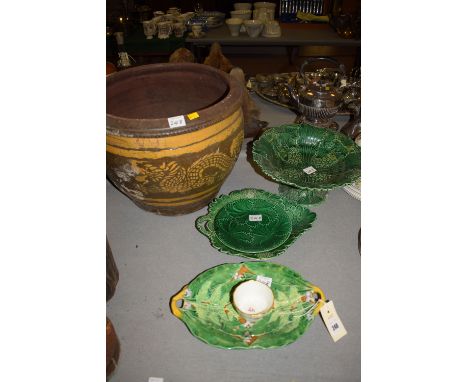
[196,189,316,259]
[170,262,326,349]
[252,124,361,190]
[278,184,328,206]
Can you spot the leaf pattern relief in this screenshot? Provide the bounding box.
[214,198,292,253]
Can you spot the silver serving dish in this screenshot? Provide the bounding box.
[250,67,358,118]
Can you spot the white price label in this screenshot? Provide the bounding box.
[320,300,347,342]
[256,275,272,287]
[167,115,186,128]
[148,378,164,382]
[303,166,317,175]
[249,214,262,222]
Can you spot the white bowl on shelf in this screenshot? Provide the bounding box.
[234,3,252,10]
[254,2,276,11]
[244,19,264,38]
[230,10,252,21]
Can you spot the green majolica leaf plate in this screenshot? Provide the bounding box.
[252,124,361,190]
[214,198,292,253]
[170,262,326,349]
[196,189,316,259]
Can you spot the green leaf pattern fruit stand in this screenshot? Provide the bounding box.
[253,123,361,205]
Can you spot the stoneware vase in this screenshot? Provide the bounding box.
[106,63,244,215]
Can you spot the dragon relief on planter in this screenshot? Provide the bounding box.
[229,130,244,157]
[118,146,240,195]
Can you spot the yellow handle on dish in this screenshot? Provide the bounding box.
[170,285,188,319]
[310,284,326,316]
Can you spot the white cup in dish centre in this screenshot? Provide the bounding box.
[234,3,252,10]
[232,280,274,321]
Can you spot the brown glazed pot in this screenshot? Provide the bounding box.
[106,63,244,215]
[106,317,120,377]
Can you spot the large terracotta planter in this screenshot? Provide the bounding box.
[106,63,244,215]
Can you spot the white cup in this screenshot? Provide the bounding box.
[192,24,203,37]
[232,280,274,322]
[157,21,172,39]
[173,22,185,37]
[226,18,243,36]
[142,20,156,39]
[244,19,264,38]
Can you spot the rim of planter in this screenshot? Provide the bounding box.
[106,63,243,138]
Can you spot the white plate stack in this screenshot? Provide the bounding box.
[343,181,361,201]
[343,134,361,201]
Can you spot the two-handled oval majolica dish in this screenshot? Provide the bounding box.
[170,262,326,349]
